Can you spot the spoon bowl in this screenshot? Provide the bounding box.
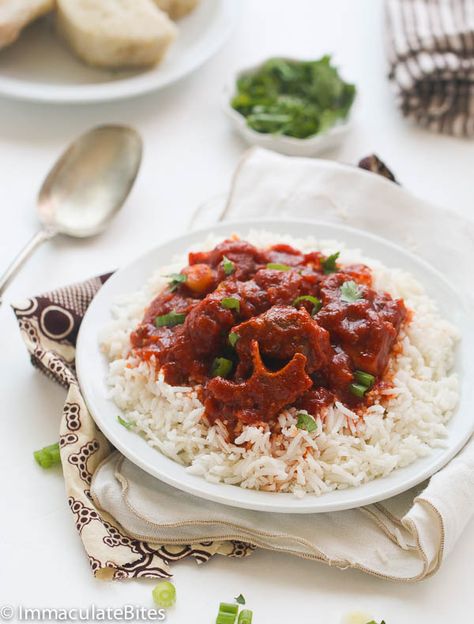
[0,124,143,302]
[38,125,143,237]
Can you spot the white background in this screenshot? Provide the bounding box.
[1,1,474,622]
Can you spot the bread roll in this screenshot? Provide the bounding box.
[0,0,54,49]
[153,0,200,20]
[56,0,177,69]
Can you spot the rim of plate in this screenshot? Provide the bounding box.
[76,218,474,513]
[0,0,239,104]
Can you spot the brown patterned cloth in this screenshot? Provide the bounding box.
[12,155,395,580]
[13,275,252,580]
[358,154,398,183]
[386,0,474,137]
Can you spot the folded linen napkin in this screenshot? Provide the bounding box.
[14,148,474,582]
[385,0,474,136]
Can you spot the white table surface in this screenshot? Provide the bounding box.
[1,1,474,622]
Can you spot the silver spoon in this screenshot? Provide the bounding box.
[0,124,143,303]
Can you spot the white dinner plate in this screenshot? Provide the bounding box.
[0,0,238,103]
[76,219,474,513]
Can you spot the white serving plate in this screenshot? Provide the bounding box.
[0,0,238,104]
[76,219,474,514]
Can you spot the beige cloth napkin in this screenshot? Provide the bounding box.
[385,0,474,136]
[92,147,474,582]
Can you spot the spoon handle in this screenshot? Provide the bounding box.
[0,229,56,304]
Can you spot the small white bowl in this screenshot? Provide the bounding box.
[223,58,355,157]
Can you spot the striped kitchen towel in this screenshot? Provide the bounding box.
[386,0,474,137]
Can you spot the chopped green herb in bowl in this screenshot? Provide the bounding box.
[226,56,356,155]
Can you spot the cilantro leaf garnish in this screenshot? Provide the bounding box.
[231,56,356,139]
[167,273,187,292]
[322,251,340,274]
[340,280,363,303]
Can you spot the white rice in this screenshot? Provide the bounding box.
[100,230,460,497]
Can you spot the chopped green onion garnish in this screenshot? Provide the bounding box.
[354,370,375,389]
[33,442,61,469]
[152,581,176,608]
[117,415,133,430]
[234,594,246,605]
[340,280,363,303]
[266,262,292,271]
[349,383,367,398]
[221,297,240,312]
[211,357,233,378]
[216,602,239,624]
[154,311,186,327]
[322,251,340,274]
[228,332,240,347]
[238,610,253,624]
[221,256,235,276]
[296,412,317,433]
[166,272,187,292]
[216,615,237,624]
[292,294,322,315]
[219,603,239,615]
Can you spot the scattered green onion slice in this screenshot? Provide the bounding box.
[349,383,367,399]
[354,370,375,389]
[296,412,317,433]
[166,273,187,292]
[221,256,235,276]
[292,294,322,315]
[217,603,239,622]
[234,594,246,605]
[219,604,239,615]
[228,332,240,347]
[340,280,363,303]
[117,415,133,430]
[33,442,61,469]
[154,311,186,327]
[322,251,340,274]
[221,297,240,312]
[266,262,292,271]
[238,610,253,624]
[216,614,237,624]
[152,581,176,608]
[211,357,233,378]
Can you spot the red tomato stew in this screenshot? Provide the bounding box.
[130,238,408,435]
